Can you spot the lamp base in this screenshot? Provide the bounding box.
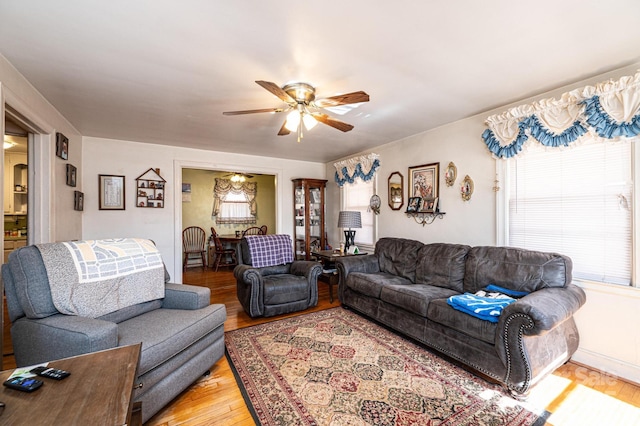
[344,230,356,250]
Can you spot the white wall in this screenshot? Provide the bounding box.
[327,62,640,384]
[81,136,326,281]
[0,53,82,243]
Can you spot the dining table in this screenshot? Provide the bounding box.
[209,234,244,266]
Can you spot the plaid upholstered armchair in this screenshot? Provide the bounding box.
[234,235,321,317]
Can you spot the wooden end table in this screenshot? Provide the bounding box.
[0,344,141,425]
[312,250,367,303]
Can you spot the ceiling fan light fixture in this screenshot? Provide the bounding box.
[3,141,15,150]
[230,174,246,183]
[302,113,317,130]
[285,110,301,132]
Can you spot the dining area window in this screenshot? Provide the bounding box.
[212,178,257,225]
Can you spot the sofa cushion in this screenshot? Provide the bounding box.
[7,246,59,319]
[346,272,412,299]
[427,298,497,344]
[263,274,309,305]
[415,243,471,292]
[375,238,424,283]
[464,246,573,294]
[118,303,227,375]
[98,299,163,324]
[380,284,459,317]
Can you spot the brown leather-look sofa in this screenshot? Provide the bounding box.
[336,237,586,396]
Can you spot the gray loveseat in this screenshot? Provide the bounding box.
[337,237,586,395]
[2,241,227,423]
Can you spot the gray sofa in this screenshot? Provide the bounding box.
[2,242,227,423]
[337,237,586,395]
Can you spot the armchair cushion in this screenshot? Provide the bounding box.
[263,275,310,305]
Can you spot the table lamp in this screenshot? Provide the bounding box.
[338,211,362,250]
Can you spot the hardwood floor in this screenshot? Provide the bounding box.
[4,267,640,425]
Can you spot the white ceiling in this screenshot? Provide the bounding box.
[1,1,639,163]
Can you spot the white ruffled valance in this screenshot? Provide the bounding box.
[334,153,380,186]
[483,70,640,158]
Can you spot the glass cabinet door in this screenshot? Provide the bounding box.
[292,178,327,260]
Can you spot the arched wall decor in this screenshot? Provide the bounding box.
[482,70,640,158]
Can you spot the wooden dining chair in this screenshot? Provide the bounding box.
[242,226,266,236]
[211,227,238,272]
[182,226,207,270]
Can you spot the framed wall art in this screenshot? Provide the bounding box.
[74,190,84,211]
[406,196,422,213]
[56,132,69,160]
[99,174,126,210]
[66,164,77,187]
[408,162,439,201]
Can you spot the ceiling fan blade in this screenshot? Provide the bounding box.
[311,113,354,132]
[277,120,291,136]
[314,91,370,108]
[223,107,284,116]
[255,80,295,103]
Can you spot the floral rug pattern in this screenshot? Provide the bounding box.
[225,308,546,425]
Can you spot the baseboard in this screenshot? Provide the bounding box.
[571,348,640,386]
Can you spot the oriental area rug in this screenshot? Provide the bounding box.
[225,307,548,426]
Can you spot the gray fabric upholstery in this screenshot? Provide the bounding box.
[338,237,586,396]
[375,237,424,282]
[415,243,470,292]
[234,237,321,317]
[463,245,573,294]
[2,242,227,423]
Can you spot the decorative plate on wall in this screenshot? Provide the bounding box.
[369,194,381,215]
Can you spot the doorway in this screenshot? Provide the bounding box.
[3,116,28,262]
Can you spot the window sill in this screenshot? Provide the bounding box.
[574,279,640,299]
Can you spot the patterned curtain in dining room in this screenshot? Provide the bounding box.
[212,178,257,224]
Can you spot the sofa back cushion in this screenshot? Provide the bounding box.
[415,243,471,292]
[463,246,573,294]
[375,238,424,283]
[5,245,59,320]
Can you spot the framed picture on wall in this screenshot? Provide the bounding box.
[66,164,77,187]
[408,162,439,201]
[74,191,84,211]
[56,132,69,160]
[99,174,125,210]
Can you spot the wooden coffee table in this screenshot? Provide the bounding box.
[313,250,367,303]
[0,344,141,425]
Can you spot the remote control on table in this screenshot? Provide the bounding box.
[29,366,70,380]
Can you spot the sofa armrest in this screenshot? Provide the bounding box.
[11,314,118,366]
[290,260,322,278]
[162,283,210,310]
[336,254,381,302]
[499,284,586,335]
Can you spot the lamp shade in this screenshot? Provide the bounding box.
[338,211,362,229]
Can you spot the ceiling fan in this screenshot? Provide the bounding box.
[223,171,254,182]
[223,81,369,142]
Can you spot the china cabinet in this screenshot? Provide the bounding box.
[292,178,327,260]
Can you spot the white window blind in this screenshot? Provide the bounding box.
[508,140,632,285]
[342,178,375,248]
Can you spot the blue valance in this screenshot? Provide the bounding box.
[483,70,640,158]
[334,153,380,186]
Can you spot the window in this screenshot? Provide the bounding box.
[341,177,376,250]
[501,138,635,286]
[212,178,257,225]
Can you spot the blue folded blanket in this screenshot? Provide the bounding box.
[447,284,529,323]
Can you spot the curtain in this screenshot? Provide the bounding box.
[212,178,257,219]
[334,153,380,186]
[482,70,640,158]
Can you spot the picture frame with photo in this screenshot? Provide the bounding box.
[406,196,422,213]
[98,174,126,210]
[74,191,84,211]
[420,197,439,213]
[66,164,77,187]
[56,132,69,160]
[408,162,439,201]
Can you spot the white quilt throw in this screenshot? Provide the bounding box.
[38,238,165,318]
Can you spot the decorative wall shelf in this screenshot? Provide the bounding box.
[405,211,446,226]
[136,168,166,208]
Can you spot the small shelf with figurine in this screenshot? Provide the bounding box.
[136,168,166,208]
[405,196,445,226]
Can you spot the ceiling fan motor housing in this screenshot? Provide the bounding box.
[282,82,315,104]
